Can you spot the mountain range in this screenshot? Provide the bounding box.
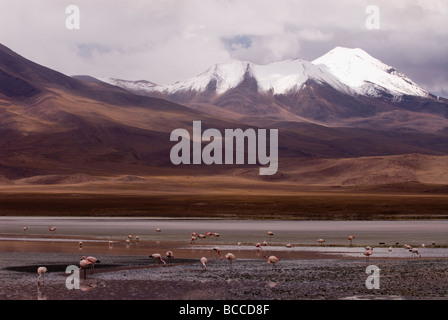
[1,42,448,187]
[100,47,448,132]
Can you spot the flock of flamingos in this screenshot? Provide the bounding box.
[25,225,423,285]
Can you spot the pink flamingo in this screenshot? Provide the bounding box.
[200,257,208,271]
[81,256,100,274]
[150,253,166,266]
[213,247,222,258]
[410,248,421,258]
[225,253,236,265]
[23,226,28,233]
[364,247,373,261]
[37,266,47,285]
[348,235,355,245]
[79,258,92,279]
[265,255,280,269]
[166,251,174,264]
[317,238,325,245]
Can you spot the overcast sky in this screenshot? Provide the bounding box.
[0,0,447,97]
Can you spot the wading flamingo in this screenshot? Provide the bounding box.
[150,253,166,266]
[37,267,47,285]
[348,235,355,245]
[200,257,207,271]
[410,248,421,258]
[364,247,373,261]
[265,256,280,269]
[317,238,325,245]
[81,256,100,274]
[79,258,92,279]
[225,253,236,265]
[213,247,222,258]
[166,251,174,263]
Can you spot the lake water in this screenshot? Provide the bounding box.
[1,217,447,250]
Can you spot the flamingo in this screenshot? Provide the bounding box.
[348,235,355,245]
[213,247,222,258]
[190,236,197,244]
[81,256,100,274]
[212,232,220,238]
[262,241,268,246]
[150,253,166,266]
[255,243,262,250]
[156,228,161,233]
[317,238,325,245]
[267,231,274,241]
[108,241,113,249]
[364,247,373,261]
[205,232,212,237]
[285,243,293,248]
[166,251,174,263]
[78,241,83,249]
[22,226,28,233]
[198,234,206,239]
[135,236,140,242]
[37,266,47,285]
[404,244,412,250]
[200,257,207,271]
[225,253,236,265]
[79,258,92,279]
[265,255,280,269]
[49,226,56,234]
[410,248,421,258]
[388,246,393,252]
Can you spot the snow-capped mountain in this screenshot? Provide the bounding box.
[312,47,428,99]
[145,59,351,95]
[102,47,429,100]
[99,47,446,126]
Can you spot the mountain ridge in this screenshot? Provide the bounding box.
[99,46,448,131]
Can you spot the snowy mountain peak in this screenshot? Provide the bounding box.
[312,47,428,98]
[101,46,430,100]
[130,58,351,96]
